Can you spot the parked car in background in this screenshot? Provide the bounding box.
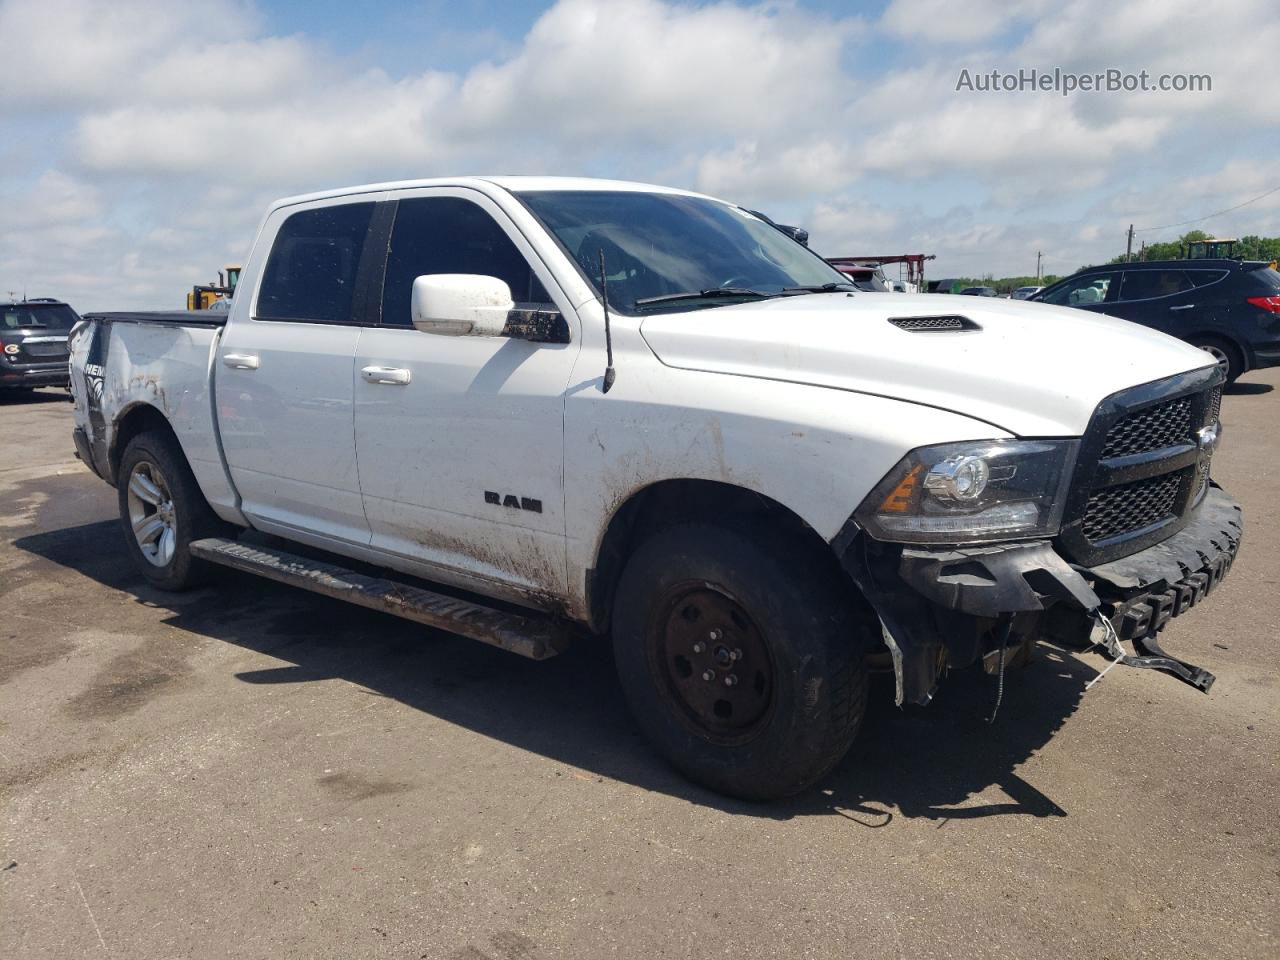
[959,286,998,297]
[829,261,889,291]
[1012,285,1044,300]
[1,297,80,396]
[1033,259,1280,382]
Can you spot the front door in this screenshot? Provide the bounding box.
[353,190,580,604]
[217,198,377,546]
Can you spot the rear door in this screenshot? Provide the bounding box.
[216,197,381,546]
[352,189,580,604]
[1108,269,1197,334]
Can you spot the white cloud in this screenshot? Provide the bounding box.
[694,139,859,202]
[879,0,1052,44]
[0,0,265,109]
[0,0,1274,308]
[5,171,102,228]
[62,0,857,188]
[454,0,857,139]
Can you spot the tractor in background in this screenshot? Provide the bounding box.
[187,265,241,310]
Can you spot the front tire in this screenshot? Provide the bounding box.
[611,523,867,800]
[117,431,226,591]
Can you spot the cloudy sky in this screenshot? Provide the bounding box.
[2,0,1277,309]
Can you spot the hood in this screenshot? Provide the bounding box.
[638,293,1215,436]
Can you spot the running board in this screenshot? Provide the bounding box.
[189,537,570,660]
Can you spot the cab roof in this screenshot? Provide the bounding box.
[268,176,713,214]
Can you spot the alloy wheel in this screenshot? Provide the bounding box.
[126,460,177,567]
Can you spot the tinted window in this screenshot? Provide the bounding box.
[1117,270,1193,301]
[1244,266,1280,292]
[1187,270,1228,288]
[2,304,79,330]
[380,197,550,327]
[1040,272,1117,306]
[257,202,375,323]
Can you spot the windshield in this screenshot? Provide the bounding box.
[2,304,80,331]
[516,190,848,313]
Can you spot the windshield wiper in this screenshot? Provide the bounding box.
[781,283,856,294]
[634,288,777,308]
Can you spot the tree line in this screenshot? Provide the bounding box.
[945,230,1279,294]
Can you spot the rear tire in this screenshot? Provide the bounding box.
[1190,335,1243,384]
[117,431,228,591]
[611,523,867,800]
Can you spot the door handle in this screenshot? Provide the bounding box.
[361,365,411,385]
[223,353,260,369]
[1169,304,1195,311]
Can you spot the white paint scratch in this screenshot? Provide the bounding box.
[74,877,109,955]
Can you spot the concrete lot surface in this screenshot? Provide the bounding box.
[2,373,1278,959]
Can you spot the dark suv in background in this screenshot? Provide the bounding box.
[1033,259,1280,382]
[1,298,81,396]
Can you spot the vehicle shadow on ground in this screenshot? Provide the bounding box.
[15,519,1089,825]
[0,389,71,406]
[1225,381,1273,395]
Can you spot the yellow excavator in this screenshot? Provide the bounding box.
[187,265,241,310]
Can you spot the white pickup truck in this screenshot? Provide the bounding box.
[69,177,1242,799]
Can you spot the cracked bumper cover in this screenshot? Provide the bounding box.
[836,486,1243,705]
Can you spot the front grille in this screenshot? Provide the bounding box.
[1060,369,1225,565]
[1099,395,1192,458]
[1082,470,1186,541]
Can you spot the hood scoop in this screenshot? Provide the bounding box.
[888,314,980,332]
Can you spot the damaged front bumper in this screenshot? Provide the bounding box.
[835,486,1243,705]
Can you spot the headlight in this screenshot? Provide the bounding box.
[856,439,1080,544]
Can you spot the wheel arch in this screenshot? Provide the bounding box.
[1186,330,1251,373]
[108,402,182,485]
[585,478,864,634]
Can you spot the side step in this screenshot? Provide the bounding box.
[189,537,571,660]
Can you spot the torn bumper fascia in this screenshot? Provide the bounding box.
[833,485,1243,705]
[1075,486,1242,692]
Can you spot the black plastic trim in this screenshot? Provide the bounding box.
[353,199,398,327]
[886,314,980,332]
[1057,366,1222,565]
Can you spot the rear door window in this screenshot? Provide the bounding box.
[1117,270,1194,301]
[379,196,551,327]
[256,202,375,323]
[1186,270,1229,288]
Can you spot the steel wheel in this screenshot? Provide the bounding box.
[126,460,177,568]
[652,584,775,743]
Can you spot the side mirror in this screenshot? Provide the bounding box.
[411,274,512,336]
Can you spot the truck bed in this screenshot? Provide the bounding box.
[81,311,229,327]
